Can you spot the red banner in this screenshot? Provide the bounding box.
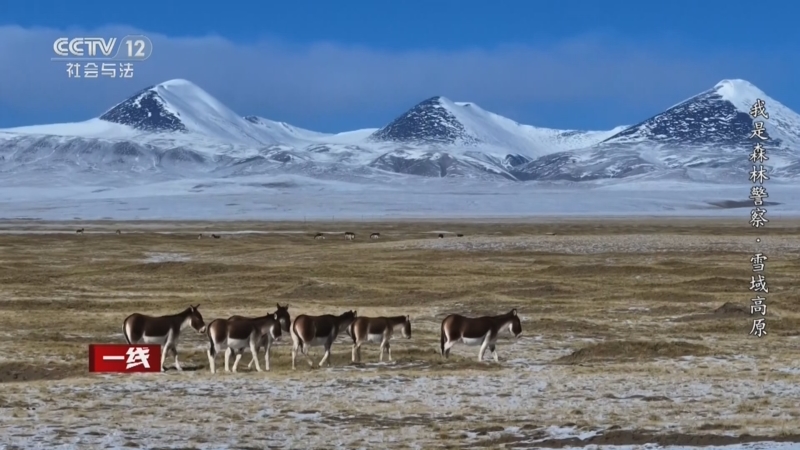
[88,344,162,373]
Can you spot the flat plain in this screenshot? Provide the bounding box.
[1,218,799,449]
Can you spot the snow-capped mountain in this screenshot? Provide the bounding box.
[512,79,800,182]
[0,78,798,185]
[370,96,626,155]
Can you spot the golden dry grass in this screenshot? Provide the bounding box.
[0,218,799,448]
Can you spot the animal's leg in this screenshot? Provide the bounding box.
[247,346,258,370]
[291,343,298,370]
[207,347,216,374]
[160,343,168,371]
[386,342,392,361]
[249,340,262,372]
[264,342,271,371]
[379,340,385,362]
[351,342,359,363]
[478,335,490,362]
[303,344,315,367]
[232,350,243,373]
[171,346,183,371]
[318,341,332,367]
[490,344,499,363]
[224,347,232,372]
[443,340,456,359]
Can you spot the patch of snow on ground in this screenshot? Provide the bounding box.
[142,252,191,263]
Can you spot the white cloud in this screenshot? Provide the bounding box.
[0,25,792,131]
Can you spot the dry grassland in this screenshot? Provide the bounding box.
[0,218,800,448]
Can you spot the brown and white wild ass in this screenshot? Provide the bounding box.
[122,305,206,371]
[291,310,357,369]
[344,232,355,240]
[440,309,522,362]
[227,303,292,370]
[314,233,325,240]
[206,312,283,373]
[116,229,121,235]
[438,233,444,238]
[349,315,411,363]
[76,228,84,234]
[370,233,380,239]
[211,234,221,239]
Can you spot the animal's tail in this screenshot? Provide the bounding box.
[440,321,446,356]
[122,316,132,344]
[206,323,216,357]
[349,321,357,345]
[291,320,303,352]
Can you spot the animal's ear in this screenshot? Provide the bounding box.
[406,315,410,321]
[277,303,281,309]
[274,313,278,320]
[511,309,517,316]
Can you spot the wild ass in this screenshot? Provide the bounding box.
[457,234,464,237]
[314,233,325,240]
[349,315,411,363]
[115,229,121,235]
[370,233,380,239]
[211,234,221,239]
[122,305,206,371]
[438,233,444,239]
[227,303,292,370]
[76,228,84,234]
[440,309,522,362]
[206,313,283,373]
[291,310,357,369]
[344,232,355,240]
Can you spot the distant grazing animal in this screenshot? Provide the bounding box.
[314,233,325,240]
[438,233,444,238]
[440,309,522,362]
[197,234,203,239]
[211,234,221,239]
[344,232,355,240]
[227,304,292,370]
[457,234,464,237]
[370,233,380,239]
[206,313,282,373]
[349,315,411,363]
[76,228,84,234]
[122,305,206,371]
[291,310,357,369]
[115,229,121,235]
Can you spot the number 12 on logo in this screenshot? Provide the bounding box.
[120,35,153,61]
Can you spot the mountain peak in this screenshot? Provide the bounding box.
[369,96,478,145]
[599,78,795,146]
[157,78,198,88]
[98,78,228,134]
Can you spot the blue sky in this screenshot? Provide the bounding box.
[1,0,798,133]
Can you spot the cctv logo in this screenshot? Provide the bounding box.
[53,38,118,58]
[51,35,152,61]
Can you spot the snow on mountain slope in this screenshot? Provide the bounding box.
[2,80,332,150]
[513,79,800,182]
[601,79,800,147]
[370,96,625,157]
[2,77,798,186]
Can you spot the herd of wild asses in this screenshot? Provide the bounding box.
[75,228,466,240]
[122,305,522,373]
